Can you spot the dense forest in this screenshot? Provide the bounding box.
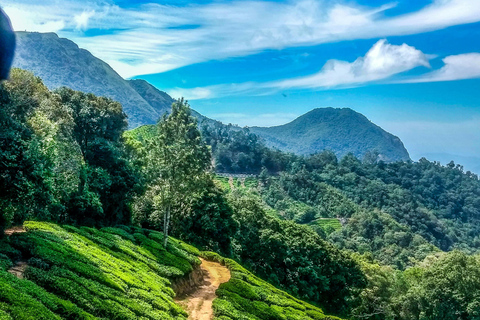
[2,69,480,320]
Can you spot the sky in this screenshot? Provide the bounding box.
[3,0,480,167]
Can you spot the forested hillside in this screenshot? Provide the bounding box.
[2,69,480,320]
[0,69,363,319]
[250,108,410,162]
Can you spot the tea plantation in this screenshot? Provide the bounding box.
[0,222,343,320]
[201,252,344,320]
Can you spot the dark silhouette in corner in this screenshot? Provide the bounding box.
[0,8,15,80]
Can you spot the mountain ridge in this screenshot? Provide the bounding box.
[14,31,410,161]
[250,107,411,161]
[13,31,173,128]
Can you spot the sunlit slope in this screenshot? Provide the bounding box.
[0,222,198,319]
[0,222,344,320]
[202,252,344,320]
[251,107,410,161]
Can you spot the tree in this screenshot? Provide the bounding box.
[141,98,211,247]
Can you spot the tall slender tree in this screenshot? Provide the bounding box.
[143,98,211,247]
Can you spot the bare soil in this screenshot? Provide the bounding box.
[175,258,231,320]
[8,261,28,279]
[228,177,235,190]
[4,226,28,279]
[4,226,26,236]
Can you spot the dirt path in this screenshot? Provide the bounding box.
[4,226,28,279]
[228,177,235,190]
[176,258,231,320]
[4,226,26,236]
[8,261,28,279]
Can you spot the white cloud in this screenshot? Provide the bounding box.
[174,39,431,99]
[404,53,480,83]
[3,6,65,32]
[74,10,95,30]
[168,87,214,100]
[270,39,430,89]
[209,112,300,127]
[2,0,480,77]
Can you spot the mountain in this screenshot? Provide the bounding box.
[13,32,173,128]
[250,107,410,161]
[13,32,409,161]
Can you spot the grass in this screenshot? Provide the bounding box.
[309,219,342,232]
[200,252,345,320]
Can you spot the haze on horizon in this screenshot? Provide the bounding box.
[3,0,480,170]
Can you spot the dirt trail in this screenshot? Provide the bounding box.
[228,177,235,190]
[4,226,26,236]
[4,226,28,279]
[176,258,231,320]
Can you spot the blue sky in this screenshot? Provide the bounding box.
[3,0,480,167]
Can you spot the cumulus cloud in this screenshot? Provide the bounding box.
[175,39,431,100]
[404,53,480,83]
[74,10,95,30]
[2,0,480,77]
[270,39,430,89]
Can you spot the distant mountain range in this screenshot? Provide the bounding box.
[13,32,173,128]
[250,108,410,161]
[13,31,410,162]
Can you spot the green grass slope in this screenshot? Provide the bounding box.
[0,222,345,320]
[201,252,343,320]
[0,221,199,319]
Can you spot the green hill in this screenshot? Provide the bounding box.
[0,222,343,320]
[250,108,410,162]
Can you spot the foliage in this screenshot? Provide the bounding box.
[351,251,480,320]
[256,150,480,268]
[226,189,367,316]
[201,251,345,320]
[130,98,212,247]
[0,69,139,230]
[173,179,238,256]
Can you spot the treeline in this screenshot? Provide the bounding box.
[0,69,138,230]
[200,122,294,174]
[257,151,480,268]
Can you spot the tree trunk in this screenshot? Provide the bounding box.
[163,205,170,248]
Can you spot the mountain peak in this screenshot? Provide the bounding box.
[251,107,410,162]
